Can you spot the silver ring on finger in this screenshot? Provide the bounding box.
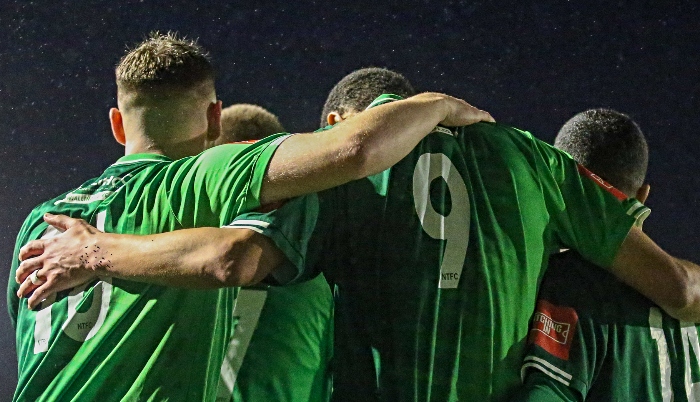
[29,270,42,285]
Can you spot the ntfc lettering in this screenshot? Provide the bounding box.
[441,272,459,281]
[77,321,94,330]
[529,300,578,360]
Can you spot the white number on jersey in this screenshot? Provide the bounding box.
[650,307,700,401]
[33,211,112,353]
[681,323,700,400]
[650,307,673,402]
[217,288,269,400]
[412,153,470,289]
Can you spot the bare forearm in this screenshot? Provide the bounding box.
[665,257,700,322]
[334,92,453,178]
[17,216,287,308]
[260,92,492,204]
[609,226,700,322]
[90,228,277,289]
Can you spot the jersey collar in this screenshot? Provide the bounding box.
[365,94,404,110]
[111,153,172,167]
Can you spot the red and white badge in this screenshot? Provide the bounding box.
[529,299,578,360]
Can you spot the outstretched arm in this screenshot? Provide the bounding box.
[258,92,493,204]
[16,214,285,309]
[608,226,700,322]
[16,93,492,306]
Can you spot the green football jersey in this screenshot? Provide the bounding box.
[230,98,645,401]
[516,250,700,402]
[216,273,333,402]
[7,133,291,402]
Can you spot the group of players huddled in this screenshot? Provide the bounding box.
[8,32,700,401]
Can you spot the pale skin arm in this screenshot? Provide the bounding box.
[15,92,493,306]
[606,225,700,322]
[19,220,700,321]
[17,214,285,309]
[257,92,494,204]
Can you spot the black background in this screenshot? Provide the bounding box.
[1,1,698,399]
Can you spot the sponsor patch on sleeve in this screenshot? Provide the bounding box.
[577,164,627,201]
[529,299,578,360]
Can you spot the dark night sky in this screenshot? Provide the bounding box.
[1,1,698,399]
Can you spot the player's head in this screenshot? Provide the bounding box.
[111,31,221,158]
[555,109,649,202]
[321,67,416,127]
[214,104,285,146]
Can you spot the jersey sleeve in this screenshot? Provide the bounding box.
[520,257,608,400]
[7,212,39,330]
[165,133,292,228]
[226,192,333,285]
[521,299,600,399]
[512,371,581,402]
[533,138,649,268]
[7,238,22,330]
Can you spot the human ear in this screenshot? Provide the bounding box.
[636,183,650,204]
[109,108,126,146]
[206,100,223,143]
[327,112,344,126]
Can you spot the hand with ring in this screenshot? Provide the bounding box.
[16,213,103,309]
[29,270,43,286]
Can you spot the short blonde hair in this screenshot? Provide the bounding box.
[116,31,214,95]
[219,104,285,143]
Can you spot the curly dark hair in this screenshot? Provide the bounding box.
[555,109,648,196]
[320,67,416,127]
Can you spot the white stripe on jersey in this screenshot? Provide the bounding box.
[110,158,169,167]
[270,134,293,146]
[625,200,651,227]
[230,220,270,228]
[223,225,265,234]
[521,355,573,387]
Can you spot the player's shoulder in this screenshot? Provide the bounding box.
[12,191,69,251]
[455,122,561,161]
[457,122,535,141]
[188,133,292,169]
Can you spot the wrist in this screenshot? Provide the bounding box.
[90,232,116,276]
[412,92,451,122]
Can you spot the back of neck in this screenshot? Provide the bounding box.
[124,134,204,160]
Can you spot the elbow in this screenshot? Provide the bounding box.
[212,229,272,287]
[336,127,381,181]
[340,137,372,181]
[208,229,263,288]
[214,256,259,288]
[213,260,256,288]
[661,261,700,322]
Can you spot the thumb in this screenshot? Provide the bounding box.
[44,213,81,231]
